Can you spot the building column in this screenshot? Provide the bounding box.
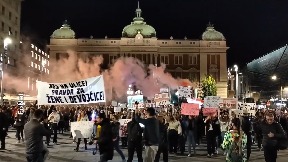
[199,53,208,79]
[219,53,227,82]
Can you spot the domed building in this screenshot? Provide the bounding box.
[48,3,228,98]
[51,20,75,39]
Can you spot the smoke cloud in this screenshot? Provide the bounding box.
[5,40,196,101]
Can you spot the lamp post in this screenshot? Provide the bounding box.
[1,37,12,105]
[234,65,239,99]
[271,75,283,107]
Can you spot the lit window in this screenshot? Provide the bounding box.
[39,49,41,53]
[38,65,40,70]
[47,69,49,74]
[35,54,37,59]
[34,63,37,68]
[31,61,33,67]
[31,44,34,48]
[31,51,34,57]
[42,51,44,55]
[39,56,40,61]
[44,68,46,73]
[47,55,49,58]
[47,61,49,66]
[35,46,37,51]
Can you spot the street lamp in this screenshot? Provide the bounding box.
[271,75,283,107]
[1,36,12,105]
[234,65,239,99]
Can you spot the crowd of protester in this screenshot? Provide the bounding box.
[0,103,287,162]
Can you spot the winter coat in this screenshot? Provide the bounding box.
[97,118,113,160]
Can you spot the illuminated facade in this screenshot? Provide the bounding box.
[27,43,50,94]
[48,4,228,98]
[0,0,21,74]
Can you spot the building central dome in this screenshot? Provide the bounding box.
[122,2,156,38]
[202,23,225,41]
[51,20,75,39]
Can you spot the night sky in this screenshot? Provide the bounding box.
[21,0,288,68]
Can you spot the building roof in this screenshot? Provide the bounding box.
[51,20,75,39]
[202,23,225,41]
[122,2,156,38]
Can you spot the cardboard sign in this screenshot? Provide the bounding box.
[181,103,199,116]
[156,100,170,107]
[119,119,132,137]
[202,108,218,116]
[204,96,220,108]
[114,107,121,112]
[71,121,94,138]
[219,98,237,109]
[178,86,192,98]
[111,101,118,107]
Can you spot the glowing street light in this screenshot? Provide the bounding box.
[271,75,277,80]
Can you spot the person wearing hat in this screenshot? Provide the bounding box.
[96,111,114,162]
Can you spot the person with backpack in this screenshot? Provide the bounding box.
[222,119,247,162]
[111,115,126,162]
[127,113,143,162]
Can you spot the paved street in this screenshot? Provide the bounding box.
[1,130,288,162]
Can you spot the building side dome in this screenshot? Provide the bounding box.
[51,20,75,39]
[202,25,225,41]
[122,2,156,38]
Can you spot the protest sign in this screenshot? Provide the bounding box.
[111,101,118,107]
[18,93,24,114]
[181,103,199,116]
[178,86,192,98]
[219,98,237,109]
[37,75,106,105]
[114,107,121,112]
[71,121,94,138]
[204,96,220,108]
[119,119,132,137]
[127,95,144,109]
[202,108,218,116]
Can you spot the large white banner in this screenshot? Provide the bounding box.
[37,75,106,105]
[71,121,94,138]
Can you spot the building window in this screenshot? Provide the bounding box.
[8,12,11,20]
[160,55,169,65]
[15,31,17,38]
[47,55,49,58]
[8,27,11,33]
[210,54,219,64]
[174,55,183,65]
[210,71,218,82]
[35,46,37,51]
[31,44,34,48]
[38,65,40,70]
[47,69,49,74]
[31,51,34,57]
[15,17,18,24]
[31,61,33,67]
[39,56,41,61]
[189,55,198,65]
[35,54,37,60]
[47,61,49,66]
[109,55,117,64]
[2,6,5,15]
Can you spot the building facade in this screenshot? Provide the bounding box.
[0,0,21,74]
[48,5,228,98]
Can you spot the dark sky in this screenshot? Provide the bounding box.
[21,0,288,68]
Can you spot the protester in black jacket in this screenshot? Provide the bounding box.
[14,113,26,143]
[96,112,114,162]
[260,111,286,162]
[127,113,143,162]
[24,109,51,161]
[0,107,8,150]
[111,115,125,161]
[242,112,252,160]
[155,116,168,162]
